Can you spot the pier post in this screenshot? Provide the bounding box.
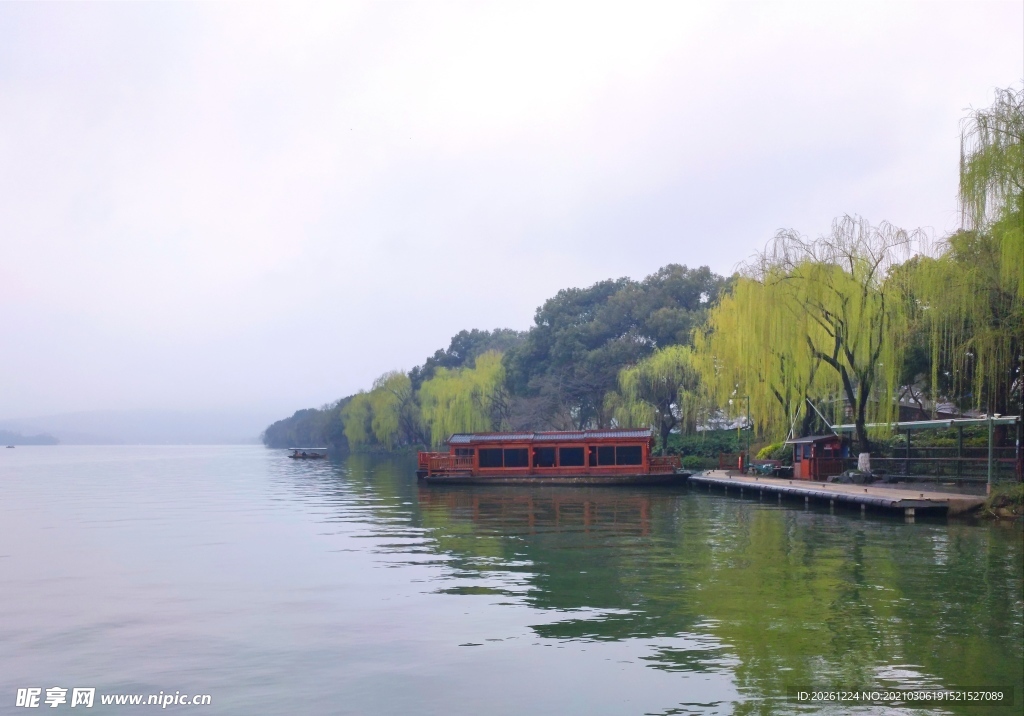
[956,425,963,482]
[860,504,866,517]
[904,507,915,523]
[804,496,809,508]
[777,493,781,505]
[987,417,994,494]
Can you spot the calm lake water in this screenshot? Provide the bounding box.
[1,446,1021,715]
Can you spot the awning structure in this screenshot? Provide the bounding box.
[830,415,1021,486]
[831,416,1019,432]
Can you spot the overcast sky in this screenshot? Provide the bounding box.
[1,1,1021,421]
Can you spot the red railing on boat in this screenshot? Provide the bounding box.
[417,452,432,471]
[421,453,473,474]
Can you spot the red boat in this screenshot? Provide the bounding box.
[416,429,686,485]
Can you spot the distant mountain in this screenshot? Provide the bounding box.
[0,429,59,446]
[0,409,279,445]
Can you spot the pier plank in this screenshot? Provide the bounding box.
[690,471,985,515]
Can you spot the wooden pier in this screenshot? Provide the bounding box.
[689,471,986,518]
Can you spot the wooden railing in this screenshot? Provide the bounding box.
[719,453,743,470]
[426,454,474,474]
[841,455,1021,482]
[650,455,682,473]
[417,452,434,471]
[813,459,845,479]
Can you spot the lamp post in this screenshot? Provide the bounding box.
[743,395,750,471]
[729,395,751,472]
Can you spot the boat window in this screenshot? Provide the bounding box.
[588,446,597,466]
[533,447,556,468]
[616,445,642,465]
[803,444,812,460]
[793,446,801,462]
[559,447,584,467]
[479,448,503,468]
[503,448,529,468]
[597,446,615,466]
[454,448,474,457]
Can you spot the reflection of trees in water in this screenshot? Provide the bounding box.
[413,481,1023,710]
[300,457,1022,712]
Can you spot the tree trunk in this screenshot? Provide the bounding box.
[800,402,815,437]
[855,384,871,454]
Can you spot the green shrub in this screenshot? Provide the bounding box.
[681,455,715,471]
[756,441,789,461]
[984,483,1024,515]
[665,430,743,458]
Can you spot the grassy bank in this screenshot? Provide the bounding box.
[983,483,1024,519]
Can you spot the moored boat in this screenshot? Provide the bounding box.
[288,448,328,459]
[417,429,687,485]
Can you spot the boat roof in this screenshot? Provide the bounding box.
[448,429,653,445]
[785,434,843,444]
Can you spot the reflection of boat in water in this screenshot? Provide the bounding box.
[288,448,328,459]
[417,484,666,535]
[417,429,688,485]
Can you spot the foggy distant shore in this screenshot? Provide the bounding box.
[0,410,275,445]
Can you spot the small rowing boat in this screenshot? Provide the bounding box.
[288,448,328,459]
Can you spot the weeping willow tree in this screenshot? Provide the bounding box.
[694,275,838,441]
[340,370,421,449]
[419,351,506,446]
[606,345,704,454]
[697,216,917,452]
[341,391,373,447]
[916,86,1023,423]
[368,371,419,450]
[960,86,1024,276]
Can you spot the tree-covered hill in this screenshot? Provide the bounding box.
[261,264,728,452]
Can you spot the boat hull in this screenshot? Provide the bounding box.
[420,472,689,486]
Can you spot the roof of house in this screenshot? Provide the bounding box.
[448,429,653,445]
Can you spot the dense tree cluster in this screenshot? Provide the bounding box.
[696,217,921,452]
[261,402,348,451]
[503,265,727,430]
[694,86,1022,449]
